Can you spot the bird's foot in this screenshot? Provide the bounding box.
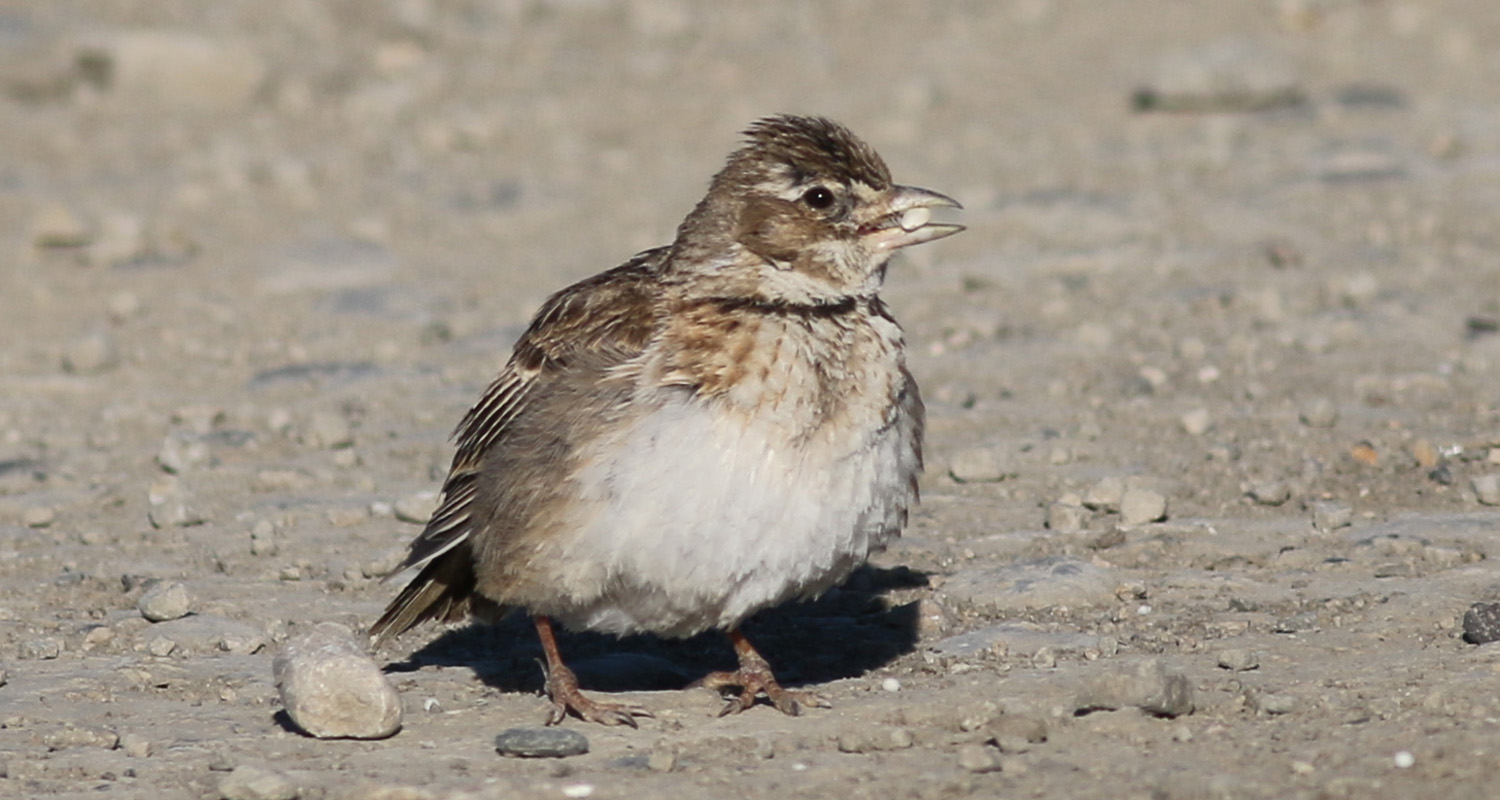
[543,661,653,727]
[694,651,830,717]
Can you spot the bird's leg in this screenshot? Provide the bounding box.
[694,629,832,717]
[533,615,652,727]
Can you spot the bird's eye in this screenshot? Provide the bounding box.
[801,186,836,210]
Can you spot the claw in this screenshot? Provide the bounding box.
[694,630,830,717]
[534,615,655,727]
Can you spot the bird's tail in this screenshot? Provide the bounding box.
[367,543,479,647]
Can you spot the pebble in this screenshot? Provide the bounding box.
[62,332,121,375]
[138,581,193,622]
[120,732,152,757]
[647,741,679,772]
[250,520,279,556]
[1254,692,1299,715]
[1311,501,1353,532]
[881,677,902,692]
[1215,649,1261,671]
[148,614,265,654]
[301,412,354,449]
[147,636,177,657]
[273,622,403,739]
[947,446,1015,483]
[148,476,205,527]
[77,31,268,112]
[1299,397,1339,428]
[394,491,440,524]
[1473,474,1500,506]
[1045,501,1089,532]
[32,203,93,247]
[1083,476,1126,512]
[86,212,149,267]
[956,743,1002,773]
[1119,488,1168,525]
[157,430,210,474]
[1076,658,1195,717]
[22,505,56,528]
[986,714,1048,753]
[43,725,120,751]
[940,558,1119,614]
[1180,408,1212,436]
[494,727,590,758]
[1462,602,1500,644]
[1247,481,1292,506]
[837,726,915,753]
[20,637,63,660]
[217,764,299,800]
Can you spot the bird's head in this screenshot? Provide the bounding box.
[669,115,963,307]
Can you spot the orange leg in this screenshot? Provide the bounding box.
[534,615,653,727]
[694,629,831,717]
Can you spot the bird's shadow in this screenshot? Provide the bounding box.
[382,564,928,696]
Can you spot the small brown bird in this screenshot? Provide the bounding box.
[370,114,963,726]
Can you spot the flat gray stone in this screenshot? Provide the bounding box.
[494,727,589,758]
[941,558,1119,613]
[273,622,402,739]
[138,581,192,622]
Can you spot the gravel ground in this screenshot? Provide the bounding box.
[3,2,1500,798]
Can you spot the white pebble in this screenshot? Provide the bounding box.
[881,677,902,692]
[562,785,595,798]
[1393,750,1415,769]
[899,206,931,231]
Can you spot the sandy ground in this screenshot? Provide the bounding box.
[4,1,1500,798]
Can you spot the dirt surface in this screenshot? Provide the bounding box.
[4,1,1500,798]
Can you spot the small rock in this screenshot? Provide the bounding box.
[148,476,205,527]
[19,637,62,660]
[947,446,1014,483]
[985,714,1048,753]
[1180,408,1212,436]
[218,764,299,800]
[273,622,403,739]
[393,491,439,524]
[77,31,268,112]
[1409,439,1441,470]
[1254,692,1299,715]
[1349,441,1379,466]
[1310,501,1353,532]
[494,727,589,758]
[32,203,92,248]
[120,732,151,757]
[22,506,56,528]
[1076,658,1195,717]
[1299,397,1339,428]
[1215,649,1260,671]
[647,741,678,772]
[86,212,148,267]
[147,636,177,657]
[1462,602,1500,645]
[43,725,119,751]
[301,412,353,449]
[1132,38,1304,113]
[138,581,192,622]
[837,726,915,753]
[1119,488,1167,525]
[956,743,1002,773]
[1473,474,1500,506]
[157,430,210,474]
[1083,476,1126,512]
[62,332,121,374]
[1045,501,1089,532]
[1247,481,1292,506]
[250,520,278,556]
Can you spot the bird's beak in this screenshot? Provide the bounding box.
[861,185,965,252]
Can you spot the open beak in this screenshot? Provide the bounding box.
[861,185,965,252]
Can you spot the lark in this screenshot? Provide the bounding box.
[370,114,963,726]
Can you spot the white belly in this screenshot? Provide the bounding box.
[540,392,918,637]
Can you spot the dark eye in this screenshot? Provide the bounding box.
[801,186,836,210]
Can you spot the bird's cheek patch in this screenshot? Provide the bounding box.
[736,199,810,267]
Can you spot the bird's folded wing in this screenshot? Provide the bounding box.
[382,248,668,579]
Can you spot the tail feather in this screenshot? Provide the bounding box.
[368,544,478,647]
